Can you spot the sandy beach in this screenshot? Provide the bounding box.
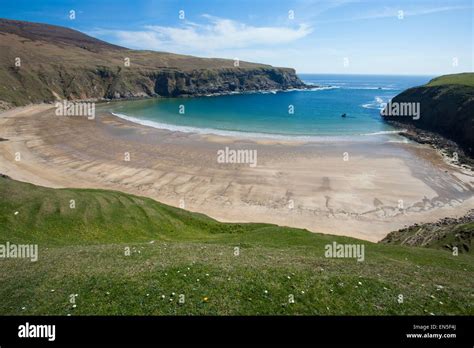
[0,104,472,242]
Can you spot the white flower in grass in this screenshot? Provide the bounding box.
[264,290,268,294]
[358,281,362,286]
[14,211,19,215]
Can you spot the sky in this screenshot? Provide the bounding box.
[1,0,472,75]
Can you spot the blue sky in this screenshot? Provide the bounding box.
[1,0,472,74]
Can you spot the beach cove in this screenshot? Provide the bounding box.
[0,103,472,242]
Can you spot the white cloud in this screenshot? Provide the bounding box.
[315,4,472,23]
[90,15,312,55]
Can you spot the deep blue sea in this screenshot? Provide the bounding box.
[102,74,433,139]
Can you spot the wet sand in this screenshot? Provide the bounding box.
[0,104,472,242]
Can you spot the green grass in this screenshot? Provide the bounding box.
[0,177,473,315]
[426,73,474,87]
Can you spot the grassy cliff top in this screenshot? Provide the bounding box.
[0,18,303,108]
[0,176,472,315]
[426,73,474,87]
[0,18,274,71]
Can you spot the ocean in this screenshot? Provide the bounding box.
[101,74,433,140]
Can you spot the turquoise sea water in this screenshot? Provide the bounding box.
[102,74,433,139]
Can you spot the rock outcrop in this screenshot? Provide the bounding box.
[381,73,474,159]
[380,210,473,254]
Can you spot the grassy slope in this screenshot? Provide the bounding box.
[0,18,269,71]
[0,177,472,315]
[426,73,474,87]
[0,18,293,107]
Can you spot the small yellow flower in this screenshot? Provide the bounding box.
[203,297,209,302]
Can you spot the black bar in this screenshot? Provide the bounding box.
[0,316,471,346]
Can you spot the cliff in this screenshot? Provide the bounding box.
[0,18,308,108]
[381,73,474,159]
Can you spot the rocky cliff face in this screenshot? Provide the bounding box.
[150,67,306,97]
[3,65,306,106]
[381,74,474,158]
[93,66,306,99]
[0,19,308,109]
